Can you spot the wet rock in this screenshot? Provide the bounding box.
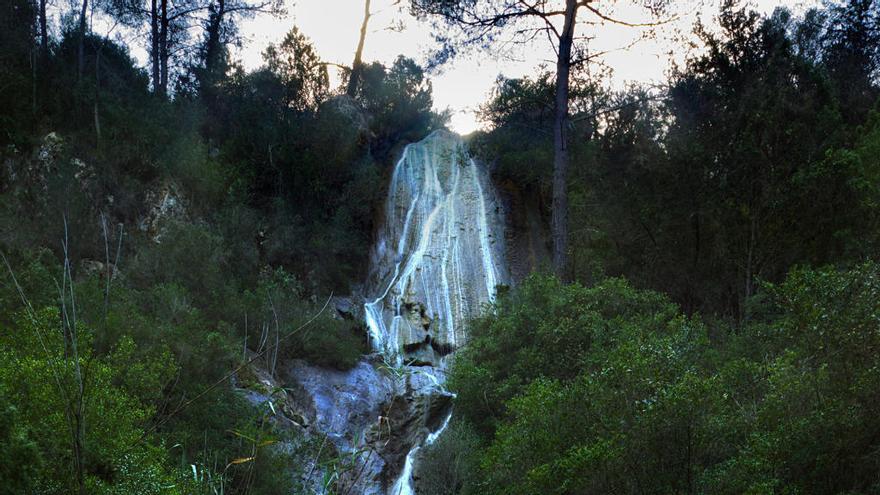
[284,358,394,451]
[280,355,457,495]
[332,296,361,321]
[364,130,508,365]
[138,181,187,241]
[281,357,395,494]
[233,359,319,492]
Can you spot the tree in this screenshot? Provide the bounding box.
[358,56,443,159]
[346,0,371,97]
[412,0,670,279]
[110,0,281,98]
[110,0,202,96]
[77,0,89,80]
[0,0,36,143]
[662,3,842,315]
[156,0,198,96]
[38,0,48,57]
[822,0,880,125]
[197,0,283,96]
[262,27,330,112]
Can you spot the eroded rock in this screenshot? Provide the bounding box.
[138,181,187,241]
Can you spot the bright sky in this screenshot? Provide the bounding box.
[234,0,815,134]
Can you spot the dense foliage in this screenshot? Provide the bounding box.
[0,0,444,490]
[4,0,880,492]
[425,266,880,494]
[473,0,880,318]
[419,1,880,494]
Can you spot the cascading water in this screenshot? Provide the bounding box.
[363,129,506,494]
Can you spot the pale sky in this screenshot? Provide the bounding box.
[233,0,815,134]
[81,1,818,133]
[236,0,815,133]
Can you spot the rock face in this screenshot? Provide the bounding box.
[282,357,453,494]
[286,359,395,453]
[138,181,187,241]
[283,130,509,494]
[363,130,507,493]
[496,179,552,283]
[365,130,507,367]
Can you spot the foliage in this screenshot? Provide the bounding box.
[416,419,482,495]
[357,56,446,161]
[262,27,330,112]
[0,249,316,493]
[248,267,367,371]
[475,1,880,317]
[6,0,880,492]
[0,0,37,146]
[0,8,447,485]
[0,307,184,493]
[446,264,880,495]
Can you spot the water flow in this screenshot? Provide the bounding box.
[363,130,505,493]
[389,413,453,495]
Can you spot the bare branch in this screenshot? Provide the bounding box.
[582,3,678,28]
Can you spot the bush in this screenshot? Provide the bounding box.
[287,314,366,370]
[451,265,880,494]
[416,419,482,495]
[248,268,366,371]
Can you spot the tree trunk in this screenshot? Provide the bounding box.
[151,0,160,93]
[31,1,37,116]
[203,0,225,82]
[346,0,371,97]
[743,212,757,314]
[94,49,101,144]
[159,0,168,96]
[39,0,47,57]
[77,0,88,81]
[72,409,86,495]
[551,0,577,280]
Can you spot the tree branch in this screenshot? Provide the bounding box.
[582,3,678,28]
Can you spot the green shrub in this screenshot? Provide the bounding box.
[247,267,366,371]
[287,314,366,371]
[416,419,482,495]
[450,265,880,495]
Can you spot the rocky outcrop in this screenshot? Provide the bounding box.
[279,130,513,494]
[496,179,552,283]
[364,130,507,366]
[331,295,363,321]
[280,357,452,494]
[2,133,102,205]
[320,95,370,139]
[137,181,187,241]
[285,358,395,453]
[234,359,318,493]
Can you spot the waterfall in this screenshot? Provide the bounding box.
[363,129,505,493]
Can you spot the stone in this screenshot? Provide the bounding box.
[364,130,508,365]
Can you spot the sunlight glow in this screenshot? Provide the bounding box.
[234,0,817,134]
